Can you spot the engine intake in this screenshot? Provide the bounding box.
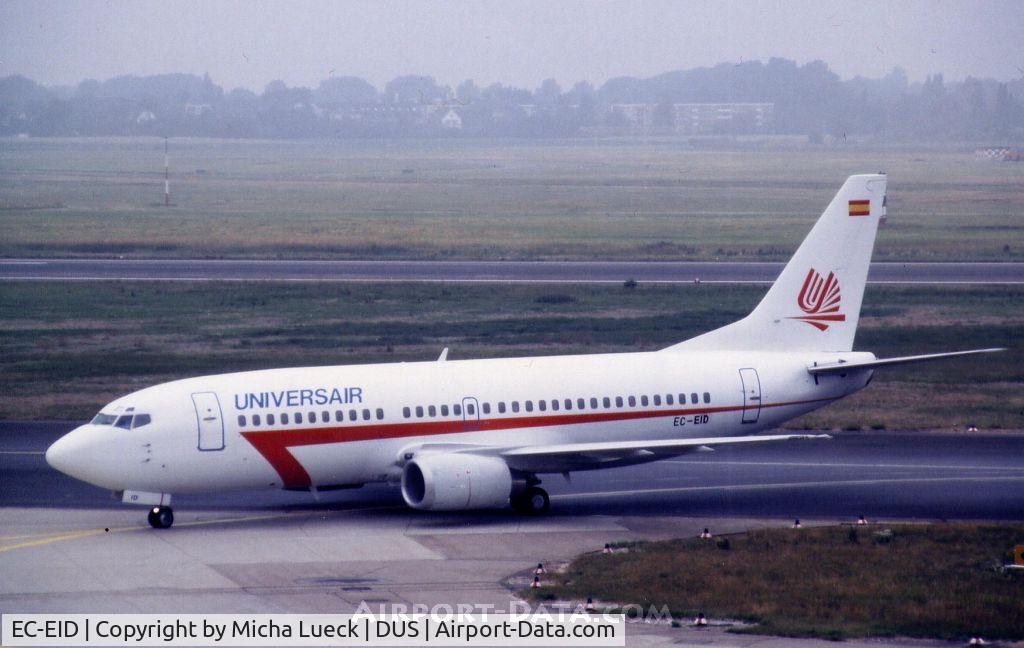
[401,453,512,510]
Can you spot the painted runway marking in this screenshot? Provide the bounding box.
[0,450,45,455]
[554,475,1024,500]
[6,276,1024,285]
[0,505,404,555]
[662,459,1024,472]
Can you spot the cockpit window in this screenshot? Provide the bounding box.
[113,415,133,430]
[91,413,117,426]
[132,414,151,428]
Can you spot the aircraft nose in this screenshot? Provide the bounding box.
[45,428,83,475]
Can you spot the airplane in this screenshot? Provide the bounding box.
[45,174,1003,528]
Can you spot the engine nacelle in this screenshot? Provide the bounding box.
[401,453,512,510]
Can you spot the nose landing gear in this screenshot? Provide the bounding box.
[147,506,174,529]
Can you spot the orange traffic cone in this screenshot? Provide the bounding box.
[585,597,595,612]
[603,543,613,554]
[535,562,546,575]
[793,519,802,529]
[693,612,708,627]
[857,515,868,525]
[699,528,712,539]
[530,575,541,589]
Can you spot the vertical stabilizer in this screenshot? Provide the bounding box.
[666,173,886,353]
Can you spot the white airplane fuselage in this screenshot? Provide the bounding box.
[47,349,872,496]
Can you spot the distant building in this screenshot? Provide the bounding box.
[184,103,212,117]
[440,109,462,129]
[607,102,774,134]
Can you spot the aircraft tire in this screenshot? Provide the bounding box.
[148,506,174,529]
[513,487,550,515]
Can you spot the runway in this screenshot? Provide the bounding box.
[2,423,1021,646]
[3,258,1024,284]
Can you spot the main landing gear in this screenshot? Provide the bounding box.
[147,506,174,529]
[512,486,550,515]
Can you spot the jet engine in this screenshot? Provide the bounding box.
[401,453,512,510]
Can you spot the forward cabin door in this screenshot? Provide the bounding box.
[462,396,481,431]
[192,392,225,451]
[739,368,761,424]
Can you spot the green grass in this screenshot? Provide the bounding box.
[526,524,1024,640]
[0,281,1020,426]
[1,138,1022,261]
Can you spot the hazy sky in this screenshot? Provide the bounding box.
[2,0,1022,92]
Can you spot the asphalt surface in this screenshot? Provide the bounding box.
[3,259,1024,284]
[5,422,1022,520]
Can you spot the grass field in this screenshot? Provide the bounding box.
[0,280,1019,427]
[0,138,1022,260]
[525,524,1024,640]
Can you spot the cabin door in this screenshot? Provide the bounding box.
[462,396,481,431]
[192,392,225,451]
[739,368,761,424]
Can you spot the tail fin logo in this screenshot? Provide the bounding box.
[788,269,846,331]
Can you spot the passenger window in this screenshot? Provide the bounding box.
[551,400,559,411]
[590,397,598,409]
[577,398,585,410]
[525,401,533,412]
[403,407,410,418]
[498,402,506,414]
[454,404,462,416]
[267,413,275,425]
[428,405,437,417]
[678,394,685,405]
[321,411,329,423]
[511,401,520,413]
[483,403,491,414]
[538,400,546,412]
[376,408,384,420]
[442,404,450,416]
[132,414,151,428]
[640,395,648,406]
[603,397,611,408]
[335,410,343,422]
[237,415,246,427]
[703,392,711,404]
[295,412,304,424]
[253,414,261,426]
[653,395,661,406]
[349,410,357,422]
[362,409,370,421]
[467,403,476,415]
[565,399,573,410]
[691,393,698,404]
[666,394,674,405]
[281,413,289,424]
[628,396,636,407]
[415,406,424,418]
[613,396,621,407]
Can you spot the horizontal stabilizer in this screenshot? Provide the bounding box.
[808,348,1005,375]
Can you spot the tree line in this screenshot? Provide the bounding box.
[1,58,1022,141]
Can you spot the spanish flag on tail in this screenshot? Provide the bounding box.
[848,199,870,217]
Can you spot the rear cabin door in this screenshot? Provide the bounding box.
[192,392,225,451]
[739,368,762,424]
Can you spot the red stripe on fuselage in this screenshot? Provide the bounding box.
[239,397,837,488]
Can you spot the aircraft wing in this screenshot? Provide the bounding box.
[808,348,1004,375]
[493,433,831,473]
